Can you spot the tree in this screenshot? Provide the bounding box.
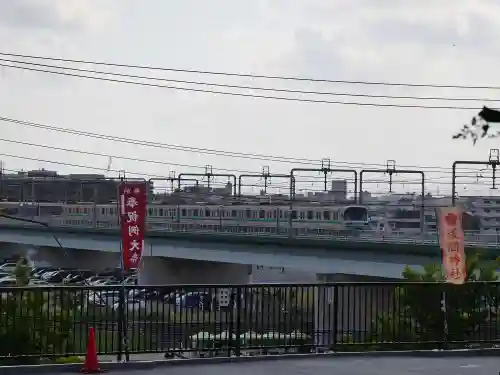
[0,258,76,364]
[370,252,500,348]
[13,257,31,286]
[453,106,500,144]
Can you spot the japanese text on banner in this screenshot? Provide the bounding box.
[438,207,467,284]
[118,183,147,271]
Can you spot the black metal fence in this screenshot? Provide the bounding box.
[1,282,500,364]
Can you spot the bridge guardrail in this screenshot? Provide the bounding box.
[0,215,499,248]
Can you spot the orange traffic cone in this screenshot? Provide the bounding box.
[82,327,102,373]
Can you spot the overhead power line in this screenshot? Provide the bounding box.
[0,137,254,174]
[0,152,166,179]
[0,137,456,184]
[0,150,484,186]
[0,115,483,174]
[0,57,496,103]
[0,62,480,110]
[2,51,500,90]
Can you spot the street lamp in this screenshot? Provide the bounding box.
[0,210,66,260]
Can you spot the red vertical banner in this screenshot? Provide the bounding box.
[438,207,467,285]
[118,182,147,271]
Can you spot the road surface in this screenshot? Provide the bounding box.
[54,356,499,375]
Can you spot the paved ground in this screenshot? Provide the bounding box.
[57,356,500,375]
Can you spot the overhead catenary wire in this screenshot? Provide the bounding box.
[0,115,486,174]
[0,62,482,110]
[0,152,168,179]
[0,57,497,103]
[2,51,500,90]
[0,137,460,180]
[0,153,492,199]
[0,137,257,174]
[0,137,461,184]
[0,144,486,187]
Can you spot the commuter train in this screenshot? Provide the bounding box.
[0,201,370,234]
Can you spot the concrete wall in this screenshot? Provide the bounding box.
[315,274,399,346]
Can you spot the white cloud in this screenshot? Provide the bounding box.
[0,0,498,196]
[0,0,112,32]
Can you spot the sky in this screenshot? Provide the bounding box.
[1,0,500,197]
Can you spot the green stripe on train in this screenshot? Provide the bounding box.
[150,216,342,224]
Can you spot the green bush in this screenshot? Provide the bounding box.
[0,258,77,364]
[370,252,500,347]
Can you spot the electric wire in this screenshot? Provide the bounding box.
[0,62,481,110]
[0,137,460,182]
[0,57,497,103]
[0,115,484,174]
[0,145,486,187]
[3,51,500,90]
[0,138,258,174]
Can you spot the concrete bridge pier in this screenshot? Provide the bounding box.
[23,246,119,269]
[313,274,398,350]
[138,256,252,285]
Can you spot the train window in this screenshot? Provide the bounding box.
[307,211,313,220]
[259,209,265,219]
[232,210,237,217]
[245,209,252,218]
[279,210,283,219]
[323,211,331,220]
[273,210,277,219]
[291,210,297,219]
[205,208,210,217]
[299,211,305,220]
[193,209,199,217]
[159,208,164,216]
[181,209,187,216]
[101,208,106,215]
[316,212,321,220]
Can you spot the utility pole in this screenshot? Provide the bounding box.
[359,160,426,233]
[237,166,290,197]
[452,148,500,206]
[288,158,358,236]
[178,165,237,196]
[289,158,358,201]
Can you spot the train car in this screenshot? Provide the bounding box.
[0,201,370,235]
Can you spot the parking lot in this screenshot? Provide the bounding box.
[0,258,235,313]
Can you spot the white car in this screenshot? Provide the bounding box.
[0,276,17,285]
[0,263,17,273]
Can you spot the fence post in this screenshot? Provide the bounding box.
[440,283,449,350]
[234,286,242,357]
[332,284,339,351]
[116,285,128,362]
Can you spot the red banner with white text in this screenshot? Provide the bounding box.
[118,182,147,271]
[438,207,467,285]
